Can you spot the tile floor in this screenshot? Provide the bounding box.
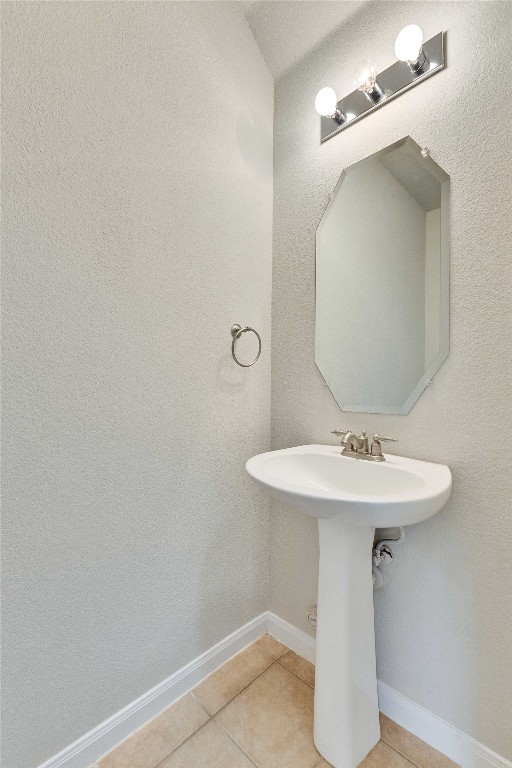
[95,635,459,768]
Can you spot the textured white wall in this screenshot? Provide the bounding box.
[271,0,512,758]
[1,3,272,767]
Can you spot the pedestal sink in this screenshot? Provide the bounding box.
[246,444,452,768]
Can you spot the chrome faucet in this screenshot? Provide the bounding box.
[332,430,397,462]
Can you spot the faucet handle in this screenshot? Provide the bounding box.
[370,434,398,459]
[372,434,398,443]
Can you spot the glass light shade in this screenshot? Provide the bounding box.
[315,87,338,117]
[395,24,424,62]
[353,61,377,94]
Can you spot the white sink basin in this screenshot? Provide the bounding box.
[246,444,452,768]
[246,444,451,526]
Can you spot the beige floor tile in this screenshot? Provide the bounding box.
[255,634,288,659]
[279,650,315,688]
[380,715,459,768]
[97,694,208,768]
[314,759,334,767]
[193,644,273,714]
[360,741,415,768]
[158,720,254,768]
[217,662,320,768]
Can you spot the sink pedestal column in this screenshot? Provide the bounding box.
[314,517,380,768]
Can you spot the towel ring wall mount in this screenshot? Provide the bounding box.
[231,324,262,367]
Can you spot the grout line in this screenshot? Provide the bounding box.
[209,652,321,768]
[379,714,439,768]
[308,756,331,768]
[100,707,211,768]
[311,741,424,768]
[255,634,289,661]
[311,741,422,768]
[189,689,214,718]
[158,658,277,768]
[188,639,277,718]
[208,660,278,719]
[187,653,294,768]
[214,718,261,768]
[189,638,280,720]
[276,656,315,689]
[152,718,213,767]
[263,646,289,661]
[379,738,425,768]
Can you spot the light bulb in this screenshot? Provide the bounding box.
[395,24,424,62]
[353,60,384,103]
[353,61,377,94]
[315,87,338,117]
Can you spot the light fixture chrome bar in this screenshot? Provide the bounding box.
[320,32,445,143]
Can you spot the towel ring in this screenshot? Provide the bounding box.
[231,324,262,368]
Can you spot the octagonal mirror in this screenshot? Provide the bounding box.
[315,136,449,414]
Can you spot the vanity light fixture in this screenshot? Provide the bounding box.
[315,25,445,143]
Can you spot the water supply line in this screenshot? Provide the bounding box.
[372,527,405,590]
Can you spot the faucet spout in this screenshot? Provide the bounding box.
[342,431,368,453]
[340,431,359,449]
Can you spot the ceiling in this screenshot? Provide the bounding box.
[242,1,366,80]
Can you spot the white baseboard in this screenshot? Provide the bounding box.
[266,611,316,664]
[38,613,268,768]
[377,681,512,768]
[37,611,511,768]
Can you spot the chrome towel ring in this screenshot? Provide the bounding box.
[231,324,262,367]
